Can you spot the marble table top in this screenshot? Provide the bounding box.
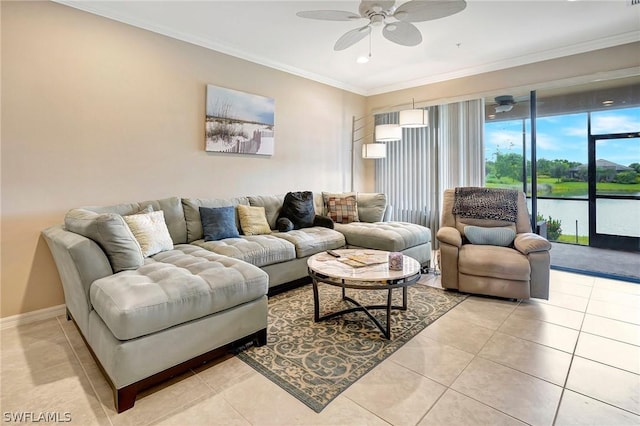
[307,249,420,282]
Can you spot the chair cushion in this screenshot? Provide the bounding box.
[464,225,516,247]
[334,222,431,252]
[192,235,296,267]
[459,245,531,281]
[356,193,387,223]
[89,245,268,340]
[271,227,345,258]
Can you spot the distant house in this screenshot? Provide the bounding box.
[568,159,632,179]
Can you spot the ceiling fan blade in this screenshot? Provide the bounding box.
[334,26,371,51]
[394,0,467,22]
[382,21,422,46]
[296,10,361,21]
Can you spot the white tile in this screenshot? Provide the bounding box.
[555,390,640,426]
[451,358,562,426]
[498,315,579,353]
[587,299,640,325]
[478,332,572,386]
[581,314,640,346]
[575,333,640,374]
[512,301,584,330]
[566,356,640,415]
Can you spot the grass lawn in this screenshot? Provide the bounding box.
[487,176,640,197]
[556,234,589,245]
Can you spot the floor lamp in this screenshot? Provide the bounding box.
[350,115,399,192]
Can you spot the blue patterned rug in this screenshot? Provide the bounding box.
[237,282,467,412]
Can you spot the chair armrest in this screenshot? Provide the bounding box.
[514,232,551,254]
[436,226,462,248]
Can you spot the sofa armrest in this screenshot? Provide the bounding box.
[436,226,462,248]
[514,232,551,254]
[42,225,113,334]
[382,205,393,222]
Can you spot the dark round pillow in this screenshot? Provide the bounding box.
[276,217,294,232]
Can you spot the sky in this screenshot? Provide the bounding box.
[485,106,640,167]
[206,85,275,125]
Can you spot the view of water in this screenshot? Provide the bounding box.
[535,198,640,238]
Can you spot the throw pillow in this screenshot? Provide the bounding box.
[326,195,359,224]
[237,204,271,235]
[123,210,174,257]
[278,191,315,230]
[464,225,516,247]
[200,206,240,241]
[65,209,145,272]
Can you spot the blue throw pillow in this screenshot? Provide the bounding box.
[464,225,516,247]
[200,206,240,241]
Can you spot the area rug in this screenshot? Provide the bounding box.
[237,282,467,412]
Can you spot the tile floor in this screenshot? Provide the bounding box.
[1,270,639,425]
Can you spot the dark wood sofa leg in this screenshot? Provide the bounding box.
[254,328,267,347]
[116,386,137,413]
[66,308,72,321]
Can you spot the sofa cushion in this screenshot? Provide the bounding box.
[247,194,285,230]
[65,209,144,273]
[89,245,269,340]
[237,205,271,236]
[123,210,174,257]
[326,195,359,224]
[356,193,387,223]
[464,225,516,247]
[200,206,241,241]
[271,227,345,258]
[191,235,296,267]
[459,245,531,281]
[334,221,431,252]
[278,191,315,230]
[182,197,249,243]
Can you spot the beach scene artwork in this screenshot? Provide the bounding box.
[205,85,275,155]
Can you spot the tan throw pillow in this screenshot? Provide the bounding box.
[237,204,272,235]
[123,210,174,257]
[327,195,359,224]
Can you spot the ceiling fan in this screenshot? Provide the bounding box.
[296,0,467,51]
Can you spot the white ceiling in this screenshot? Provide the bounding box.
[59,0,640,96]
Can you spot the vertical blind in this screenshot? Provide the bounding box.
[375,99,485,246]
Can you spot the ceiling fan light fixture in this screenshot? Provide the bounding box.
[495,104,514,113]
[375,124,402,141]
[356,55,370,63]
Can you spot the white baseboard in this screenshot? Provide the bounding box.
[1,304,67,330]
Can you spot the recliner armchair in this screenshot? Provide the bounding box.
[436,187,551,300]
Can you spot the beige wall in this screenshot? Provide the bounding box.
[0,1,366,318]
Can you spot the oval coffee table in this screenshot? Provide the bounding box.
[307,249,421,339]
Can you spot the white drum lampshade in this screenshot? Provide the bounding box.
[375,124,402,141]
[362,143,386,159]
[399,108,428,128]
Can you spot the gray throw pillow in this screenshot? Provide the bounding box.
[465,225,516,247]
[64,209,144,272]
[200,206,240,241]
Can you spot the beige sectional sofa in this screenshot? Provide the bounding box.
[42,191,431,413]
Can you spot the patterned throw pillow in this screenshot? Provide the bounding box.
[464,225,516,247]
[237,204,271,235]
[123,210,174,257]
[327,196,359,224]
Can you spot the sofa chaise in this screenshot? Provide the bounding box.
[42,191,431,412]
